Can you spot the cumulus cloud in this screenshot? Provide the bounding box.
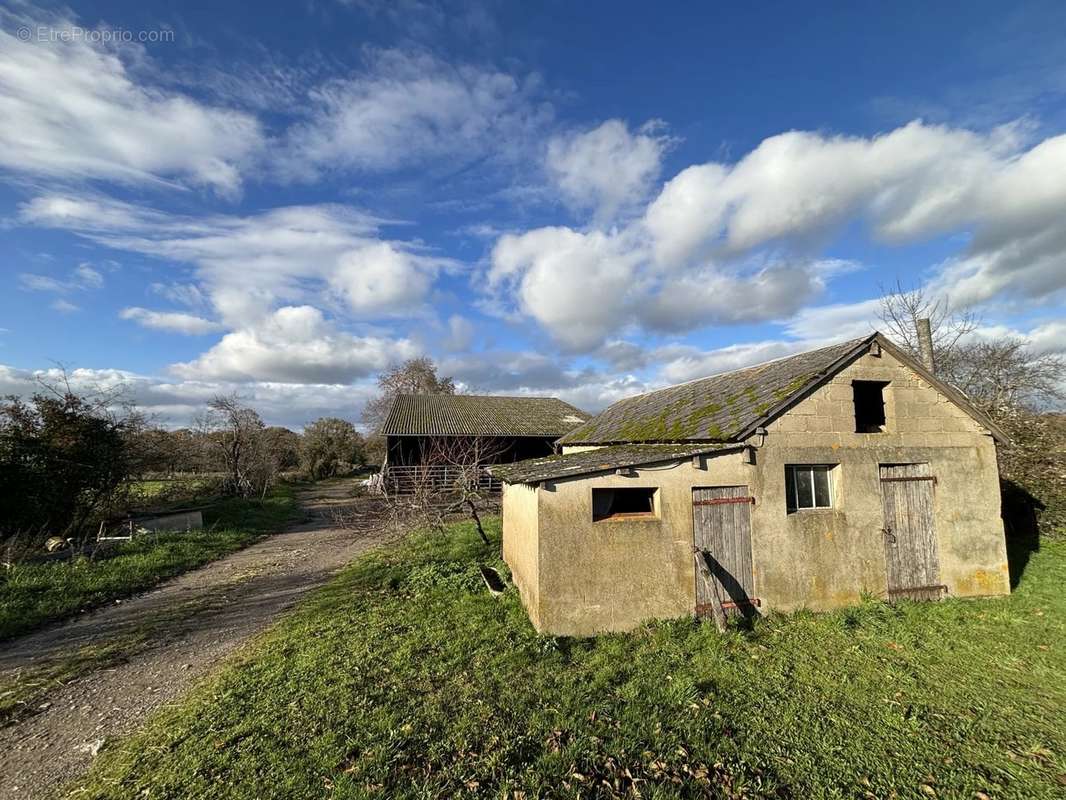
[487,225,830,350]
[487,119,1066,351]
[643,120,1066,311]
[640,263,822,333]
[170,305,418,383]
[546,119,669,223]
[280,49,551,179]
[490,227,644,351]
[0,11,262,194]
[330,242,433,316]
[120,307,224,335]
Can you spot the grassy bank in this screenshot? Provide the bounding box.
[72,518,1066,800]
[0,486,299,643]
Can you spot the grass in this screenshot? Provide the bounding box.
[0,485,299,643]
[70,517,1066,800]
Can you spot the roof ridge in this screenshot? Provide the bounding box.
[620,333,875,405]
[396,393,567,401]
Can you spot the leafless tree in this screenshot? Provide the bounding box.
[878,281,1064,419]
[946,339,1064,419]
[198,395,278,498]
[335,435,503,546]
[878,279,979,375]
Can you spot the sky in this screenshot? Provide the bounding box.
[1,0,1065,429]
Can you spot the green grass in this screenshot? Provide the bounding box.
[0,486,299,643]
[70,518,1066,800]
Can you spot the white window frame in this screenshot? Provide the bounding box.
[786,465,835,512]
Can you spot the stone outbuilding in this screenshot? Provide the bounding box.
[490,333,1011,636]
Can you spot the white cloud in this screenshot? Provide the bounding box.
[120,307,224,335]
[20,193,444,326]
[330,242,433,316]
[490,226,644,351]
[280,49,550,179]
[0,363,379,430]
[546,119,668,224]
[644,121,1011,265]
[50,299,80,313]
[487,225,828,350]
[170,306,418,384]
[642,120,1066,311]
[73,264,104,288]
[640,263,822,333]
[150,282,208,308]
[0,11,263,194]
[19,263,106,294]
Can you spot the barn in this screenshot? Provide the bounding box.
[489,333,1011,636]
[379,394,589,494]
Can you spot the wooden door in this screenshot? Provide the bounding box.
[692,486,757,617]
[879,464,944,601]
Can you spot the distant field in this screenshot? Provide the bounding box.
[124,476,223,509]
[70,517,1066,800]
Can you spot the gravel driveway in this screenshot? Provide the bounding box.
[0,482,386,800]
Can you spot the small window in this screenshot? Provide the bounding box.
[853,380,888,433]
[592,488,657,521]
[785,465,834,512]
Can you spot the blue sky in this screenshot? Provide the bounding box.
[1,0,1065,428]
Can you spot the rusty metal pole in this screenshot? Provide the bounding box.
[916,317,936,374]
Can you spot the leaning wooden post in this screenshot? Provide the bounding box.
[694,549,728,633]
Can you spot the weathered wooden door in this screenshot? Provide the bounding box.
[692,486,756,618]
[879,464,944,601]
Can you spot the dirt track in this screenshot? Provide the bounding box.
[0,482,384,800]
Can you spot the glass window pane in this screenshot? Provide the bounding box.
[813,467,831,507]
[795,467,814,508]
[785,467,798,510]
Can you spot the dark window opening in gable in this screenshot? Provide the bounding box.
[592,487,657,521]
[853,380,888,433]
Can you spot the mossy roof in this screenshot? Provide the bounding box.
[380,394,590,437]
[559,335,874,445]
[487,443,741,484]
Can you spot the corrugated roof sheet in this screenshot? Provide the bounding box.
[380,394,590,437]
[560,335,874,444]
[488,443,742,484]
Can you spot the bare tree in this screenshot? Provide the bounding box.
[878,280,979,375]
[337,435,503,546]
[199,395,277,498]
[878,281,1064,419]
[945,339,1064,419]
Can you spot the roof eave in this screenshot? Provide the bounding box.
[491,444,746,485]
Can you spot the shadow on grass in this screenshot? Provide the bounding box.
[1001,477,1043,589]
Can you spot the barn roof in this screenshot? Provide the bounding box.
[487,443,742,485]
[379,394,590,438]
[559,332,1008,445]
